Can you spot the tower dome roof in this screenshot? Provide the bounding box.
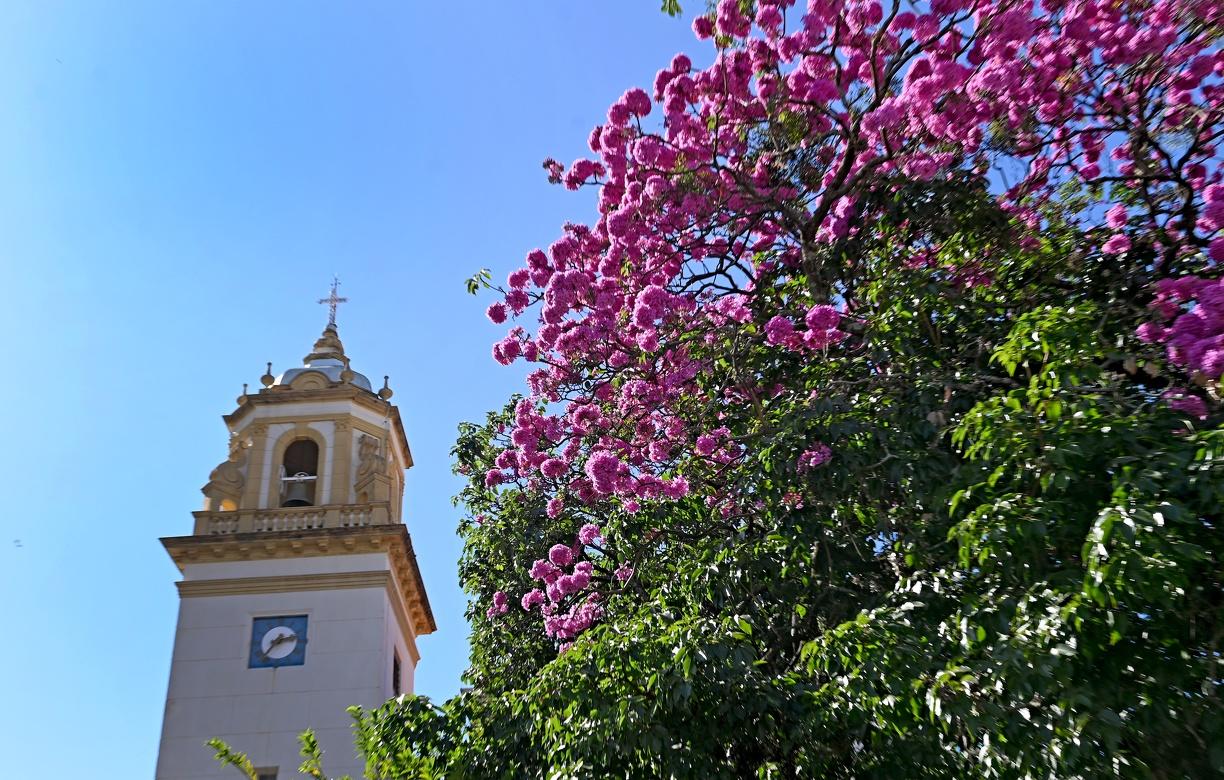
[272,324,374,392]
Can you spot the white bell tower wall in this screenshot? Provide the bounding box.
[155,551,420,780]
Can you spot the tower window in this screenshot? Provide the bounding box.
[255,770,278,780]
[280,439,319,507]
[392,650,402,696]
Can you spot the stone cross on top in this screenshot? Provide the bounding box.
[318,276,348,327]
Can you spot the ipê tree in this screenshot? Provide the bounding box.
[342,1,1222,777]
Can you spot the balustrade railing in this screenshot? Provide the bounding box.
[192,503,393,536]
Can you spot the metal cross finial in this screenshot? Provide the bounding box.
[318,276,348,327]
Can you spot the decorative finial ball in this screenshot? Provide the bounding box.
[379,375,393,400]
[260,361,275,388]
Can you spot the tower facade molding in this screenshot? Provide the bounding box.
[163,524,436,649]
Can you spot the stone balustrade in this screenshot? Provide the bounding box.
[192,503,392,536]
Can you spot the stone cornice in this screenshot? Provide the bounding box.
[162,525,436,636]
[176,570,388,597]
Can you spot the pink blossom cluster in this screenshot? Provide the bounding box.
[478,0,1223,642]
[544,595,604,642]
[1161,389,1209,420]
[1139,276,1224,381]
[765,305,846,351]
[519,524,611,640]
[486,0,1221,509]
[798,443,833,472]
[485,590,509,619]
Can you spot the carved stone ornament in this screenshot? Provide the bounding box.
[356,434,386,481]
[203,434,251,503]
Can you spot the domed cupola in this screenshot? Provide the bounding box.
[268,323,374,392]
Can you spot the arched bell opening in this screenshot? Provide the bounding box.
[281,438,319,507]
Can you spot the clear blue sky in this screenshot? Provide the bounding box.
[0,2,699,775]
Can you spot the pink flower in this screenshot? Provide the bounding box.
[804,304,840,331]
[557,574,580,595]
[521,589,545,611]
[716,0,751,38]
[1103,233,1132,254]
[798,443,833,471]
[765,315,796,347]
[662,475,690,499]
[493,335,521,366]
[585,451,623,495]
[1105,204,1128,229]
[607,102,631,127]
[549,543,574,567]
[546,498,564,518]
[623,87,651,117]
[578,523,602,545]
[486,591,509,619]
[530,559,558,580]
[1163,390,1208,420]
[1136,321,1165,343]
[1202,349,1224,378]
[508,269,531,289]
[506,289,530,313]
[486,302,507,324]
[756,5,783,32]
[614,563,634,582]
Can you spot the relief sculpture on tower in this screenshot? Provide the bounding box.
[356,433,386,480]
[355,433,391,506]
[201,433,249,511]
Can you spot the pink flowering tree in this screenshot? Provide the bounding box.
[312,2,1224,777]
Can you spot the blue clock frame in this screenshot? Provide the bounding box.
[249,614,309,668]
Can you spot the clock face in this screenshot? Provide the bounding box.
[249,615,308,668]
[260,625,298,658]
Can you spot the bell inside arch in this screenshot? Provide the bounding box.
[280,439,320,507]
[281,475,316,507]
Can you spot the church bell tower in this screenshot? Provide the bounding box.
[156,288,435,780]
